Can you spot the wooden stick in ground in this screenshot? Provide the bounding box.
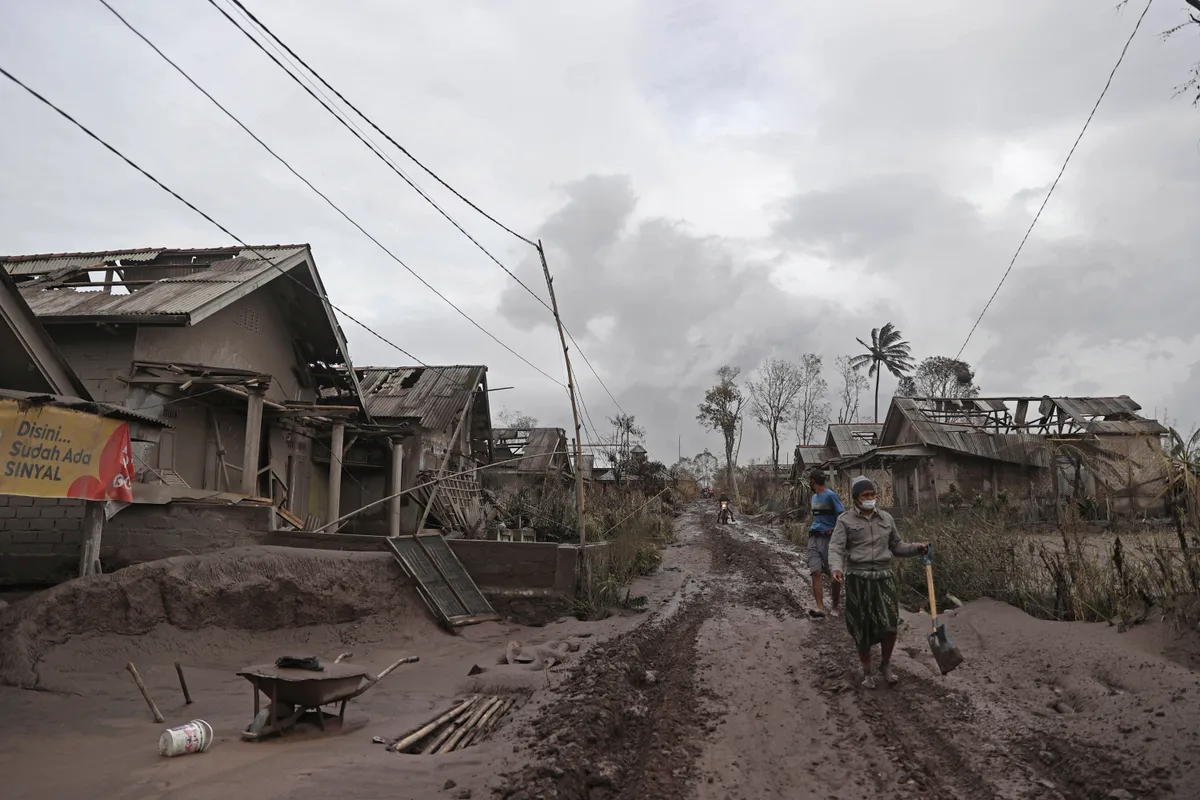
[173,661,193,705]
[389,696,479,753]
[126,662,164,723]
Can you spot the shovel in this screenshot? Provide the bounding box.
[922,545,963,675]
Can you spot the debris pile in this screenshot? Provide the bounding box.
[388,693,522,755]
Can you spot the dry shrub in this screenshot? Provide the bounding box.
[783,521,809,547]
[897,510,1200,626]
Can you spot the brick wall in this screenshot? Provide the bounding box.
[0,495,86,585]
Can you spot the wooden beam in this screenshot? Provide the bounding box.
[327,422,345,531]
[241,387,265,495]
[78,501,105,577]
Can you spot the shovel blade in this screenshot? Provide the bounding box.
[927,623,964,675]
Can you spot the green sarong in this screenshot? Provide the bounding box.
[843,570,899,653]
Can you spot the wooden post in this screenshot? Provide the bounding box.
[78,500,105,578]
[327,422,345,530]
[389,437,404,538]
[537,240,587,548]
[241,386,266,496]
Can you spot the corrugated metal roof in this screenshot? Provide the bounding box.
[16,257,279,319]
[0,389,170,428]
[882,396,1164,465]
[1,249,162,275]
[796,445,837,466]
[493,427,568,472]
[359,365,486,431]
[826,424,882,457]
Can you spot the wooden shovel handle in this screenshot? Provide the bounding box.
[925,563,939,629]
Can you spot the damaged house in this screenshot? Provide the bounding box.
[485,427,572,495]
[0,245,387,549]
[322,365,492,536]
[793,423,894,504]
[846,396,1169,518]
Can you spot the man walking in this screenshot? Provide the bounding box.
[830,476,928,688]
[806,472,844,617]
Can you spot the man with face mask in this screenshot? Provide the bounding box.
[829,476,928,688]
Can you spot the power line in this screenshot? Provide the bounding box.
[956,0,1154,359]
[205,0,552,311]
[0,62,424,370]
[96,0,562,387]
[223,0,535,248]
[211,0,628,418]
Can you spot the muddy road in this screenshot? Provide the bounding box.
[497,505,1184,800]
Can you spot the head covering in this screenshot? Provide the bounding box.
[851,476,875,500]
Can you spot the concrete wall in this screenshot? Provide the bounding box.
[133,291,312,405]
[51,325,137,403]
[0,495,86,585]
[99,502,274,570]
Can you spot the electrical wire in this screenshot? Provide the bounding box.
[955,0,1155,359]
[96,0,563,387]
[204,0,552,311]
[210,0,627,418]
[222,0,536,248]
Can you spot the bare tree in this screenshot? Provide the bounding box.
[599,413,645,486]
[747,358,806,475]
[697,366,745,486]
[496,409,539,428]
[834,355,869,423]
[792,353,831,446]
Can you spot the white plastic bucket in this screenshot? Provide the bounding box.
[158,719,213,757]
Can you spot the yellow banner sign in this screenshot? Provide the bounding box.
[0,399,135,502]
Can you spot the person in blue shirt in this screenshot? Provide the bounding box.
[807,472,845,617]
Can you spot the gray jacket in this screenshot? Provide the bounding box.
[828,507,921,574]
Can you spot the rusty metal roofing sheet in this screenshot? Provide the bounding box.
[826,424,882,457]
[359,366,486,431]
[16,257,278,319]
[1,249,162,275]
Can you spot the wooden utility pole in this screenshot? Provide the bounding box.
[537,240,587,548]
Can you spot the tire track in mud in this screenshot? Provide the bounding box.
[495,583,717,799]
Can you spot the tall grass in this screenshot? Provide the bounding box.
[896,510,1200,627]
[496,481,676,619]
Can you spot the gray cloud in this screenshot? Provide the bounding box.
[2,0,1198,463]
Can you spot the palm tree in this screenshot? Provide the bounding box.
[848,323,915,422]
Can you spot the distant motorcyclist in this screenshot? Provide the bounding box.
[718,492,733,522]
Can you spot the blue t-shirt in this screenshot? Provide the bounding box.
[810,488,844,534]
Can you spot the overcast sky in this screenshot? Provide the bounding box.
[2,0,1198,464]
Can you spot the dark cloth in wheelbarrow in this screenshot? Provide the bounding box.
[275,656,323,671]
[842,570,900,653]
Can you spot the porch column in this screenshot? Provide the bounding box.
[241,386,266,496]
[389,437,404,538]
[327,422,345,530]
[78,500,105,577]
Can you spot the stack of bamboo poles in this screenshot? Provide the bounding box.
[387,694,519,755]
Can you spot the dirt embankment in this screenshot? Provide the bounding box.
[0,546,431,689]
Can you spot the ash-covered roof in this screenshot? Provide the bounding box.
[493,427,569,472]
[825,423,883,457]
[879,395,1166,464]
[355,366,487,431]
[3,246,309,324]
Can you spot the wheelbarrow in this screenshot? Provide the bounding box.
[237,655,418,741]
